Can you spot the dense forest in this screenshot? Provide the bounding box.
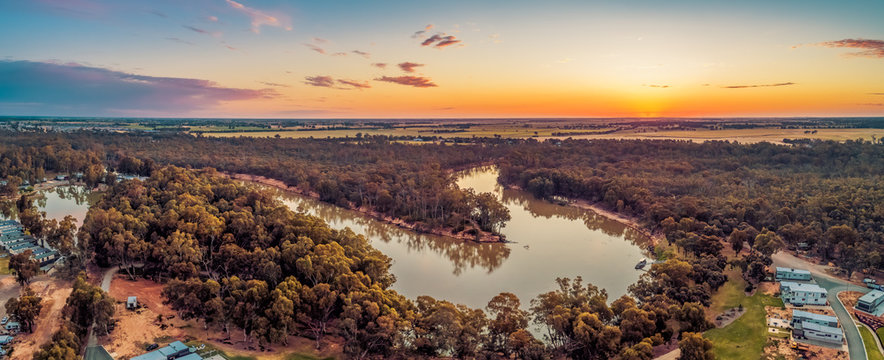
[1,129,881,359]
[499,139,884,280]
[76,166,722,359]
[1,131,512,239]
[0,139,105,195]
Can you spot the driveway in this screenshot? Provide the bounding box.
[773,252,868,360]
[86,266,120,347]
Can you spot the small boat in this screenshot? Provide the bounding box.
[635,258,648,269]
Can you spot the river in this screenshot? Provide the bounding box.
[7,172,651,311]
[264,166,651,310]
[1,185,98,225]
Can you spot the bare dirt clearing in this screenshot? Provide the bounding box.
[9,278,72,360]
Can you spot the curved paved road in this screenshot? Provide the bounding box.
[773,252,868,360]
[86,266,120,348]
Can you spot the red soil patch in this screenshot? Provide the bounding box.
[9,279,72,360]
[101,275,186,359]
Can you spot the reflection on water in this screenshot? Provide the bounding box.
[261,166,651,309]
[263,187,511,276]
[0,185,97,226]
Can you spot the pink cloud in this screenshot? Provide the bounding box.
[225,0,292,33]
[375,76,437,88]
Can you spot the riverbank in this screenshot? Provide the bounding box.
[221,172,505,243]
[495,181,664,246]
[568,199,664,246]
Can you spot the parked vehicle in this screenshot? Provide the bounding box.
[0,317,7,325]
[146,343,159,351]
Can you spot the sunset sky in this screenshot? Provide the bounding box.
[1,0,883,118]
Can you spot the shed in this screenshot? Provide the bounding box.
[127,296,138,310]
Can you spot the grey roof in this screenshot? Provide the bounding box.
[801,321,843,336]
[177,354,204,360]
[131,341,192,360]
[781,281,827,294]
[776,267,811,275]
[859,290,884,304]
[793,310,838,324]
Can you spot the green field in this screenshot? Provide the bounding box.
[704,271,785,360]
[860,325,884,360]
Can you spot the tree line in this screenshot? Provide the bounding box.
[77,166,720,359]
[499,138,883,282]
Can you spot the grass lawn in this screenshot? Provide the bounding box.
[704,270,785,360]
[878,327,884,346]
[860,325,884,360]
[0,255,10,275]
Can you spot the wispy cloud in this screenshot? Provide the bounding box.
[304,43,326,54]
[304,76,370,90]
[375,76,437,88]
[811,39,884,58]
[412,24,434,38]
[421,33,462,48]
[352,50,370,58]
[869,92,884,95]
[398,62,424,73]
[0,60,274,116]
[207,15,218,22]
[148,10,166,18]
[338,79,371,89]
[556,57,574,64]
[372,63,387,69]
[225,0,291,33]
[859,103,884,106]
[304,75,335,88]
[643,84,670,88]
[183,25,221,37]
[260,81,289,87]
[721,82,795,89]
[165,37,194,46]
[34,0,106,18]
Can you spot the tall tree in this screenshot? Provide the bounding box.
[5,286,43,333]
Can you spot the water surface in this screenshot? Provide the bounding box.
[264,166,650,309]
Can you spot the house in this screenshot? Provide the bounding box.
[793,321,844,345]
[856,290,884,315]
[4,322,20,334]
[127,296,138,310]
[130,341,199,360]
[775,267,812,281]
[791,310,838,328]
[780,281,828,305]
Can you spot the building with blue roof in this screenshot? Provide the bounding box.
[131,341,200,360]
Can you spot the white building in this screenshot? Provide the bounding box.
[780,281,828,306]
[791,310,838,328]
[794,321,843,345]
[775,267,812,281]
